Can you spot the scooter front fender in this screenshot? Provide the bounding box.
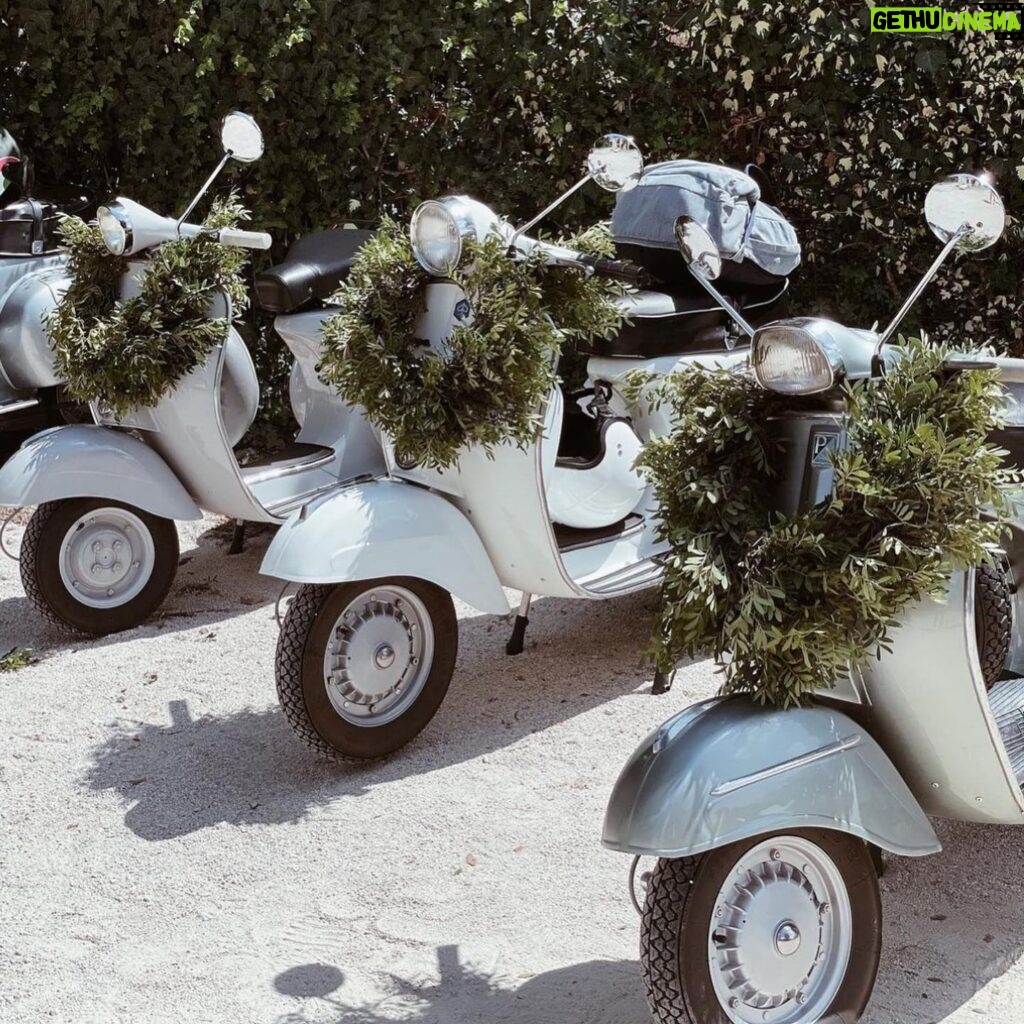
[0,424,201,520]
[260,479,509,615]
[603,697,940,859]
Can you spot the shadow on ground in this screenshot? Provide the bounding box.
[83,588,663,840]
[269,947,647,1024]
[262,859,1024,1024]
[0,517,281,652]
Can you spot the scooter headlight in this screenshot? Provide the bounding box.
[409,196,477,276]
[752,319,845,395]
[97,202,131,256]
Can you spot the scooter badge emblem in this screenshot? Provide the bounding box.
[811,431,839,466]
[454,299,472,321]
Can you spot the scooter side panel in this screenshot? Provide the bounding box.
[259,479,510,615]
[602,697,940,859]
[0,260,68,389]
[0,424,202,521]
[857,567,1024,824]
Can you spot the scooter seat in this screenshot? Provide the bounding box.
[255,229,372,313]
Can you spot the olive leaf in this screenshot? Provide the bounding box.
[48,194,250,418]
[317,218,625,470]
[636,337,1016,707]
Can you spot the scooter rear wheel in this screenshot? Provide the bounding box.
[275,579,457,760]
[640,829,881,1024]
[20,498,179,635]
[975,561,1012,690]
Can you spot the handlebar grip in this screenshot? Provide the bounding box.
[217,228,273,250]
[576,254,647,284]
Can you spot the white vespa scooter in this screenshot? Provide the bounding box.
[262,136,798,760]
[0,112,386,634]
[0,142,92,467]
[603,175,1024,1024]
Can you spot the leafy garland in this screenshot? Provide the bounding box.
[48,195,250,418]
[318,219,625,470]
[632,338,1014,707]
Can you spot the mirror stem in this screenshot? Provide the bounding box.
[875,223,969,351]
[175,150,233,233]
[508,172,592,252]
[685,266,755,338]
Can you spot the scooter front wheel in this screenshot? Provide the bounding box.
[640,829,881,1024]
[275,579,458,760]
[20,498,179,635]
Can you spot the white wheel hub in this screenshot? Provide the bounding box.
[59,507,156,609]
[323,585,435,727]
[709,836,853,1024]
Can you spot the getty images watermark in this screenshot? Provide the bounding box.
[871,4,1023,35]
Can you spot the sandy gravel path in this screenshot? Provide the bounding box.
[1,514,1023,1023]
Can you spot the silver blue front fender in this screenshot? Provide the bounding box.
[0,424,201,520]
[603,698,940,859]
[260,479,510,615]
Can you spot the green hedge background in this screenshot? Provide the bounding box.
[3,0,1022,422]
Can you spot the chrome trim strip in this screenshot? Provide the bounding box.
[0,398,40,415]
[263,479,347,516]
[710,734,862,797]
[241,449,334,486]
[586,558,660,594]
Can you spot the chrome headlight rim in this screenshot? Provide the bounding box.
[752,318,847,396]
[96,201,132,256]
[409,195,478,276]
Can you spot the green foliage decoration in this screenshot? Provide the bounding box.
[633,338,1015,707]
[318,220,624,469]
[6,1,1022,429]
[48,195,250,417]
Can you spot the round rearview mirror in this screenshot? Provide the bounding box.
[587,134,643,192]
[221,111,264,163]
[674,216,722,280]
[924,173,1004,252]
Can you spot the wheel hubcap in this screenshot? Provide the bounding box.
[323,586,434,727]
[59,507,156,609]
[374,643,396,670]
[774,922,801,957]
[708,837,852,1024]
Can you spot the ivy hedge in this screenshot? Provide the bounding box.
[3,1,1022,418]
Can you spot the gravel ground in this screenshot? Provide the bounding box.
[2,513,1023,1024]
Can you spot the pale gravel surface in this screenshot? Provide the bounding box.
[1,513,1023,1024]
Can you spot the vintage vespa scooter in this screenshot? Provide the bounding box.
[261,136,800,760]
[0,112,386,634]
[0,134,92,467]
[603,174,1024,1024]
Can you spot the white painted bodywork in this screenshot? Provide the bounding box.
[0,278,387,525]
[0,423,202,520]
[262,279,752,609]
[260,479,509,614]
[0,254,67,390]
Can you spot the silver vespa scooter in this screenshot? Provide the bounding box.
[261,136,798,761]
[0,112,385,634]
[0,151,92,466]
[603,174,1024,1024]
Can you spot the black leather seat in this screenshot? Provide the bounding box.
[255,228,372,313]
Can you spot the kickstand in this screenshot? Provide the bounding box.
[505,592,532,655]
[228,519,246,555]
[652,667,675,695]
